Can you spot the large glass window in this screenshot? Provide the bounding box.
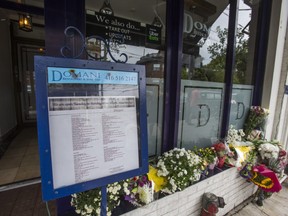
[229,0,261,129]
[178,1,229,149]
[178,0,263,149]
[85,0,166,156]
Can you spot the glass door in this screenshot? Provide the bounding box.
[18,44,45,123]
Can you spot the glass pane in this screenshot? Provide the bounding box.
[229,84,253,129]
[20,46,44,122]
[179,1,229,149]
[86,0,166,156]
[229,0,261,129]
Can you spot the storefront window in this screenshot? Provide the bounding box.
[229,0,261,129]
[85,0,166,156]
[178,1,229,149]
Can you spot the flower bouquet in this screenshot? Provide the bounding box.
[243,106,269,140]
[123,175,154,206]
[156,148,202,194]
[226,126,245,145]
[212,142,227,168]
[194,147,218,170]
[71,182,122,216]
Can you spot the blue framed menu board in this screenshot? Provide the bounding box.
[35,56,148,201]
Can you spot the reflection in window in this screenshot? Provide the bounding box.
[179,1,229,149]
[182,0,229,83]
[229,0,261,130]
[85,1,166,156]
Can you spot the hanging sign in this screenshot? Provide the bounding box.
[35,56,148,201]
[86,10,161,46]
[146,24,162,45]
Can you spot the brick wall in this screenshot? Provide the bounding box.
[121,168,257,216]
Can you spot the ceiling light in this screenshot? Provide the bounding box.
[99,0,114,16]
[18,14,33,32]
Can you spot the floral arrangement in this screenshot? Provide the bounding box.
[194,147,217,166]
[258,143,280,162]
[238,138,287,206]
[226,126,245,145]
[71,182,122,216]
[123,175,154,206]
[156,148,202,194]
[213,142,226,158]
[212,142,227,168]
[212,141,237,168]
[243,106,269,140]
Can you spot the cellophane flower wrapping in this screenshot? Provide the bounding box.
[122,175,154,206]
[244,106,269,140]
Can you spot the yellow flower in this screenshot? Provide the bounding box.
[147,165,167,192]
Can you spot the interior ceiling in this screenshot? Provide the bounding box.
[0,0,167,26]
[0,0,232,32]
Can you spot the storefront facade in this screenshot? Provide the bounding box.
[0,0,288,215]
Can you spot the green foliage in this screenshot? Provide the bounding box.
[193,26,249,83]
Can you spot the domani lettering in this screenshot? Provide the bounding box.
[183,13,210,37]
[51,70,101,81]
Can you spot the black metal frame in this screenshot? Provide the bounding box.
[61,26,128,63]
[161,0,184,153]
[252,0,272,105]
[220,0,239,139]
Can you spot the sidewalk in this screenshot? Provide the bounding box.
[0,182,56,216]
[226,178,288,216]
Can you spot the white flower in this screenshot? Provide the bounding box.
[138,184,153,204]
[112,188,118,195]
[259,143,279,160]
[96,208,100,214]
[75,209,81,214]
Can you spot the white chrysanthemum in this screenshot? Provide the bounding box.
[85,205,93,214]
[259,143,279,160]
[138,184,153,204]
[112,188,118,195]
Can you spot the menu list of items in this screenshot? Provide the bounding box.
[48,96,139,189]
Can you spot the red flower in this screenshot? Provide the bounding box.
[213,142,226,152]
[279,149,286,157]
[217,157,225,168]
